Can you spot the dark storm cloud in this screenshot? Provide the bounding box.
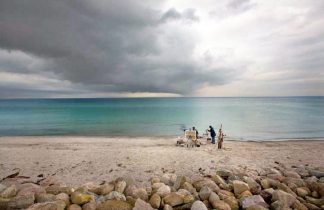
[0,0,227,97]
[160,8,199,23]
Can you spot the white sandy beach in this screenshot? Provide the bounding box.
[0,136,323,187]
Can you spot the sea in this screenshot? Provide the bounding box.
[0,97,323,141]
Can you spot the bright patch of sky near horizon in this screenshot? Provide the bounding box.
[0,0,323,98]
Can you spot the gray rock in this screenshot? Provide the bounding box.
[27,200,66,210]
[209,191,220,204]
[233,180,250,196]
[105,191,126,201]
[272,190,296,207]
[244,177,261,195]
[149,193,161,209]
[156,185,171,198]
[0,185,17,198]
[240,195,267,209]
[133,198,154,210]
[68,204,82,210]
[191,200,208,210]
[35,193,56,203]
[8,194,35,209]
[163,192,184,207]
[0,184,7,194]
[199,186,211,200]
[309,170,324,178]
[82,202,97,210]
[115,180,126,193]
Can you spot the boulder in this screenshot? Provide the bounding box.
[272,190,296,207]
[163,192,184,207]
[213,175,230,190]
[35,193,56,203]
[156,185,171,198]
[98,183,115,195]
[223,196,239,210]
[199,186,211,200]
[244,177,261,195]
[133,188,148,201]
[68,204,82,210]
[210,200,231,210]
[305,176,318,192]
[46,185,74,195]
[82,202,97,210]
[240,195,267,209]
[163,204,173,210]
[0,198,10,209]
[191,200,208,210]
[296,187,310,197]
[182,182,197,196]
[8,194,35,209]
[0,185,17,198]
[174,176,186,190]
[125,185,137,197]
[71,192,93,205]
[245,204,268,210]
[218,190,235,200]
[304,202,321,210]
[105,191,126,201]
[149,193,161,209]
[233,181,250,196]
[305,196,324,207]
[259,188,274,203]
[317,183,324,197]
[193,179,219,192]
[284,171,301,179]
[133,198,154,210]
[292,200,308,210]
[152,182,165,191]
[238,191,253,199]
[161,174,177,186]
[151,177,160,185]
[209,191,220,204]
[309,170,324,178]
[183,194,194,204]
[216,169,232,179]
[260,179,269,190]
[27,200,66,210]
[96,200,132,210]
[0,184,7,193]
[55,193,70,206]
[114,180,126,194]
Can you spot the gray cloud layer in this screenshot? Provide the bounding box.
[0,0,230,97]
[0,0,323,98]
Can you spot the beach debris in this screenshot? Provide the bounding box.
[0,165,323,210]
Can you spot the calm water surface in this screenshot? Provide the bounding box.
[0,97,323,140]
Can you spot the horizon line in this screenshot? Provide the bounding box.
[0,95,323,100]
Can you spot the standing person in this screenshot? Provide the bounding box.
[217,124,226,149]
[192,127,199,140]
[208,126,216,144]
[217,128,224,149]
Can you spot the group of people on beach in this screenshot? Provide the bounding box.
[189,125,226,149]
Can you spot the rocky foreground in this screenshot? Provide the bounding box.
[0,164,324,210]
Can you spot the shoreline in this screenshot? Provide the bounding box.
[1,135,324,142]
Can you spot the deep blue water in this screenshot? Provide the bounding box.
[0,97,323,140]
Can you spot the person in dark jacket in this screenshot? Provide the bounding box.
[208,126,216,144]
[192,127,199,140]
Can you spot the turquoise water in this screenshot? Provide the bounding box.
[0,97,323,140]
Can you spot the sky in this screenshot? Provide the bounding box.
[0,0,323,98]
